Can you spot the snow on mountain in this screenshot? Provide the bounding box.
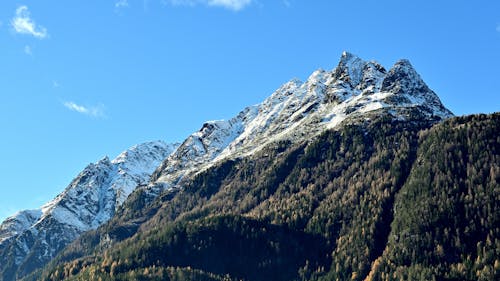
[0,51,454,281]
[0,141,178,278]
[38,141,178,230]
[0,210,41,244]
[149,52,453,194]
[151,119,244,189]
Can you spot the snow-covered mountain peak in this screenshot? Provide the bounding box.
[0,140,178,274]
[111,141,176,180]
[339,51,363,65]
[108,140,179,205]
[381,59,428,95]
[307,69,327,81]
[148,52,453,195]
[98,155,111,164]
[333,51,368,87]
[0,52,456,281]
[0,210,42,243]
[376,59,453,118]
[112,141,168,164]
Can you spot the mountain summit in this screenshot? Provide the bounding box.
[148,52,452,195]
[0,52,457,281]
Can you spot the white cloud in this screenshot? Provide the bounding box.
[24,45,33,55]
[115,0,130,8]
[63,101,106,118]
[207,0,251,11]
[165,0,252,11]
[11,6,48,39]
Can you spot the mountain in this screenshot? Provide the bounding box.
[2,51,498,281]
[38,111,497,281]
[0,141,178,281]
[146,51,451,196]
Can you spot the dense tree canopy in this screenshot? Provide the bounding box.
[22,113,499,281]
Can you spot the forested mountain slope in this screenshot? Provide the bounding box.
[3,52,497,281]
[30,112,499,281]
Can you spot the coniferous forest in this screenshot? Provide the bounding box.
[17,112,500,281]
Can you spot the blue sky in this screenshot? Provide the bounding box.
[0,0,499,222]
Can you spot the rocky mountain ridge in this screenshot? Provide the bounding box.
[147,52,452,196]
[0,141,177,279]
[0,51,455,281]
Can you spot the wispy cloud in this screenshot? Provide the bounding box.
[497,24,500,33]
[63,101,106,118]
[283,0,291,7]
[165,0,252,11]
[53,81,61,88]
[24,45,33,55]
[115,0,130,8]
[11,6,48,39]
[207,0,251,11]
